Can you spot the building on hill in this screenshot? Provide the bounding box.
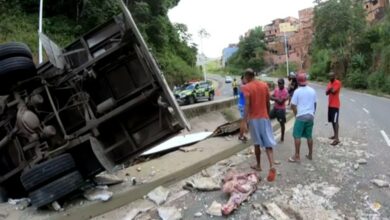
[221,44,238,67]
[364,0,389,23]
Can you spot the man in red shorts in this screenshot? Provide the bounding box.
[326,72,342,146]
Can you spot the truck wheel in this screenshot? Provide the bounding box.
[0,57,36,94]
[208,93,214,101]
[29,171,84,208]
[20,154,76,191]
[188,96,195,105]
[0,42,33,60]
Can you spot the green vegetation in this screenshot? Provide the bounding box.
[226,26,266,74]
[310,0,390,94]
[270,63,299,78]
[0,0,200,85]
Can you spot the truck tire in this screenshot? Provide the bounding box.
[0,42,33,60]
[29,171,84,208]
[0,57,36,94]
[188,96,195,105]
[20,154,76,191]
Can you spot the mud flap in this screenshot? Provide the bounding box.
[90,136,115,172]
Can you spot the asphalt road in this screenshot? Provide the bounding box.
[167,81,390,219]
[207,74,236,99]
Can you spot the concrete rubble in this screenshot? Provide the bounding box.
[370,179,390,188]
[185,177,221,191]
[7,198,30,210]
[83,186,113,202]
[94,173,124,186]
[206,201,222,216]
[263,202,289,220]
[147,186,170,205]
[193,212,203,217]
[157,207,182,220]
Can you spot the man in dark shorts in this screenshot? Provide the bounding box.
[287,72,298,105]
[289,72,317,162]
[242,68,277,182]
[326,72,342,145]
[232,78,239,98]
[270,78,289,142]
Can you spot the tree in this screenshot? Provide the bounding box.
[226,26,266,73]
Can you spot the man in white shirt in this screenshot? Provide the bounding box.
[288,72,317,162]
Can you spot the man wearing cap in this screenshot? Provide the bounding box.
[242,68,277,182]
[270,78,289,142]
[326,72,342,146]
[289,72,317,162]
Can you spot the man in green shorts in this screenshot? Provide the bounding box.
[289,72,317,162]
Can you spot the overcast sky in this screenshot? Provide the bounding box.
[168,0,315,58]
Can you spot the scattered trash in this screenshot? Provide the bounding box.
[206,201,222,216]
[51,201,64,212]
[370,179,389,188]
[185,177,221,191]
[221,172,259,215]
[137,167,142,172]
[94,173,124,186]
[83,187,113,202]
[130,177,137,185]
[357,159,368,165]
[193,212,203,217]
[157,206,182,220]
[147,186,170,205]
[353,164,359,170]
[7,198,30,210]
[370,202,382,212]
[263,203,289,220]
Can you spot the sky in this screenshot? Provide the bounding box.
[168,0,315,58]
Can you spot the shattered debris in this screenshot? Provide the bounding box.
[369,202,382,212]
[353,164,359,170]
[7,198,30,210]
[94,173,124,186]
[157,206,182,220]
[357,159,368,165]
[370,179,389,188]
[147,186,170,205]
[193,212,203,217]
[51,201,64,212]
[185,177,221,191]
[137,167,142,172]
[83,187,113,202]
[263,203,289,220]
[206,201,222,216]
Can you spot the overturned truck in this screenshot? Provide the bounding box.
[0,1,189,208]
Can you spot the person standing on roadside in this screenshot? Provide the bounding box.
[326,72,342,146]
[270,78,289,142]
[238,75,248,142]
[287,72,298,105]
[242,68,277,182]
[232,78,239,98]
[288,72,317,162]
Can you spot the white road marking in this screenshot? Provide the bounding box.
[380,130,390,147]
[362,108,370,114]
[350,98,356,102]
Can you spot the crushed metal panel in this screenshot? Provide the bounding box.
[141,132,212,156]
[39,32,65,69]
[211,120,241,137]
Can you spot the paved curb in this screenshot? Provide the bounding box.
[24,112,294,220]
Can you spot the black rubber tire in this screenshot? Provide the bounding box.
[20,154,76,191]
[29,171,84,208]
[0,56,36,94]
[0,42,33,60]
[188,96,195,105]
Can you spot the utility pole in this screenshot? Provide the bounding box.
[283,31,289,77]
[38,0,44,64]
[198,28,210,81]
